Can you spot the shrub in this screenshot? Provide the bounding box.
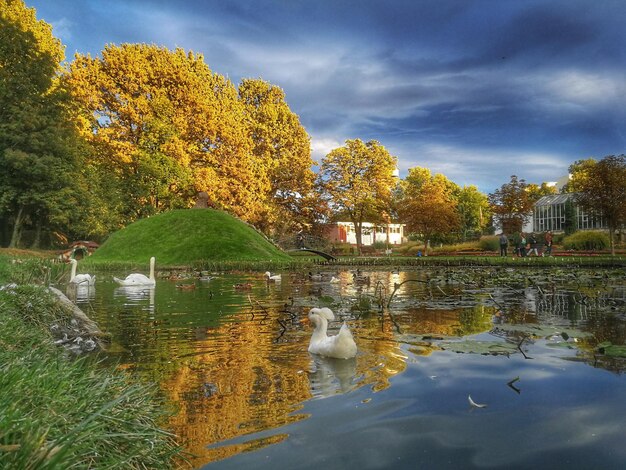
[405,244,422,256]
[431,241,480,253]
[562,231,609,251]
[372,241,387,250]
[478,236,500,252]
[395,241,422,255]
[329,243,355,256]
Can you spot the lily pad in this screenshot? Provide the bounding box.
[493,323,592,340]
[597,342,626,358]
[438,339,518,355]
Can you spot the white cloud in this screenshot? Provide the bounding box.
[51,17,73,42]
[310,136,344,160]
[548,70,621,105]
[398,142,569,192]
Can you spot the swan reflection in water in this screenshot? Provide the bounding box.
[308,355,358,399]
[114,286,155,314]
[66,283,95,302]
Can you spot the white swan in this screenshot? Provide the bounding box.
[69,259,95,286]
[308,307,357,359]
[265,271,281,282]
[114,257,156,287]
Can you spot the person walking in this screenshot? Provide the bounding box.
[518,232,527,257]
[543,230,553,256]
[499,232,508,256]
[527,233,539,256]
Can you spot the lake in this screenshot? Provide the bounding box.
[66,267,626,469]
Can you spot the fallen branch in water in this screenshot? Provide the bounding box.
[517,336,533,359]
[488,294,504,310]
[507,376,521,394]
[386,279,428,308]
[247,294,269,320]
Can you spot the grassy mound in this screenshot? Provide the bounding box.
[89,209,291,265]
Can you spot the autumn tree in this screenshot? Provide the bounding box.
[0,0,81,247]
[399,167,460,254]
[488,175,534,235]
[569,155,626,255]
[318,139,397,252]
[65,44,268,226]
[238,79,316,235]
[526,182,558,203]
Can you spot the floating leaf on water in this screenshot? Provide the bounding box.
[597,342,626,358]
[494,324,592,340]
[408,345,436,356]
[317,295,336,307]
[439,340,518,355]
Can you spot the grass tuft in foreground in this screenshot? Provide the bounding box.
[0,285,183,469]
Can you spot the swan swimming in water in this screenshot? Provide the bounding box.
[113,257,156,287]
[308,307,357,359]
[265,271,281,282]
[69,259,95,286]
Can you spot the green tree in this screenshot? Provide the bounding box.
[318,139,397,252]
[569,155,626,255]
[399,167,460,254]
[0,0,80,247]
[563,198,577,235]
[455,185,491,241]
[526,182,557,204]
[488,175,534,235]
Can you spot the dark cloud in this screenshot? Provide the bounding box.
[27,0,626,192]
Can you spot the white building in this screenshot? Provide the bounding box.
[325,221,405,246]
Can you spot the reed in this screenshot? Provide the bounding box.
[0,286,183,469]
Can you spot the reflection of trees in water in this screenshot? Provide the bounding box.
[491,285,626,374]
[535,289,626,322]
[163,306,406,466]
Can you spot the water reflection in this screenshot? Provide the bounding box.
[113,285,155,313]
[66,283,95,302]
[309,355,358,398]
[69,268,626,469]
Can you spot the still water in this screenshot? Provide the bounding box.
[67,268,626,469]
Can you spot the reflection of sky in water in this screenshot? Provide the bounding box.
[208,347,626,469]
[68,269,626,469]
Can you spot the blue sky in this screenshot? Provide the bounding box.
[27,0,626,193]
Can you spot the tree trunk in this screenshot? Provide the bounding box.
[31,218,42,249]
[354,220,363,255]
[8,206,25,249]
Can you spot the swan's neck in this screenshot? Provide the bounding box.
[149,258,155,281]
[310,314,329,343]
[70,260,77,279]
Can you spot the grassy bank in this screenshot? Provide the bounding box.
[0,284,183,468]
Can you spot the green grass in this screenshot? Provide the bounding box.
[0,285,182,469]
[87,209,292,266]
